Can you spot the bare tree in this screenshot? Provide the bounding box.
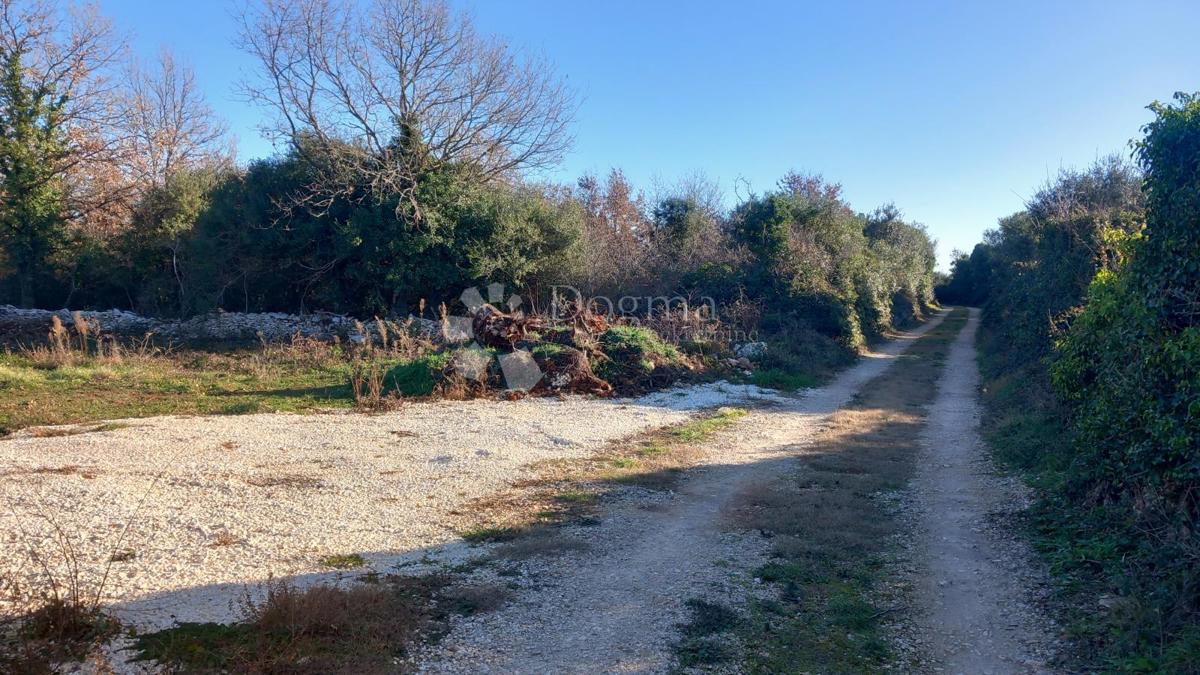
[126,49,233,189]
[0,0,127,173]
[237,0,576,212]
[0,0,129,228]
[575,170,655,295]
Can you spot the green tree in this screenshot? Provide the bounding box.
[0,49,68,307]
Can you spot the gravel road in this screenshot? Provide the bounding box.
[5,309,1059,675]
[909,307,1059,672]
[0,382,780,631]
[414,313,948,674]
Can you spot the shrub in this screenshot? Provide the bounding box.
[1041,95,1200,668]
[383,352,454,397]
[594,325,686,391]
[947,93,1200,670]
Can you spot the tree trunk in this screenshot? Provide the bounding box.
[18,268,34,308]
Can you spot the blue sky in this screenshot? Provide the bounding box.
[103,0,1200,269]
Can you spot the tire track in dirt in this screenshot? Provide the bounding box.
[415,313,949,674]
[909,307,1058,673]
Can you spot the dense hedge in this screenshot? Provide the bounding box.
[941,93,1200,670]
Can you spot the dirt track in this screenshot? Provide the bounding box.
[909,307,1057,672]
[417,308,1059,673]
[415,314,948,673]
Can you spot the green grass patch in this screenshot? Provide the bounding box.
[554,488,595,504]
[601,325,680,361]
[750,367,817,391]
[318,553,365,570]
[0,350,354,434]
[638,443,668,457]
[669,407,747,442]
[594,325,686,387]
[382,352,453,397]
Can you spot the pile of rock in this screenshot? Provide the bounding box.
[720,342,766,373]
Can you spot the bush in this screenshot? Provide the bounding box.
[594,325,687,391]
[382,352,455,398]
[946,93,1200,670]
[1041,94,1200,668]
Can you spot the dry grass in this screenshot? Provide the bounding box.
[0,596,120,673]
[19,314,162,371]
[133,575,508,673]
[0,318,440,433]
[18,422,131,440]
[349,360,403,411]
[211,532,244,547]
[343,318,438,411]
[0,467,168,672]
[489,530,591,561]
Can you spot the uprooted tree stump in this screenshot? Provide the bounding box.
[471,305,547,349]
[535,345,613,396]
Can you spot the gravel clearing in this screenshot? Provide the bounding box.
[0,382,783,632]
[413,313,948,674]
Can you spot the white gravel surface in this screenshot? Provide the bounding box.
[0,382,784,632]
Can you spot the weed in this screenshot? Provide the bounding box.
[460,525,526,544]
[595,325,689,392]
[668,407,746,442]
[680,598,739,637]
[108,549,137,563]
[0,469,167,671]
[490,532,590,561]
[318,554,365,570]
[750,367,817,391]
[211,532,244,547]
[134,575,465,673]
[245,473,321,489]
[0,597,120,671]
[349,359,392,410]
[673,599,740,667]
[220,400,263,415]
[554,488,595,504]
[675,635,735,668]
[638,442,668,457]
[382,352,453,397]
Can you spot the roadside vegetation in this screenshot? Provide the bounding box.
[131,575,507,674]
[0,344,352,435]
[939,93,1200,671]
[453,405,751,547]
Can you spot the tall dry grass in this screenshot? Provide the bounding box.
[19,313,160,369]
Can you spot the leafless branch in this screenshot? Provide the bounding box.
[236,0,576,214]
